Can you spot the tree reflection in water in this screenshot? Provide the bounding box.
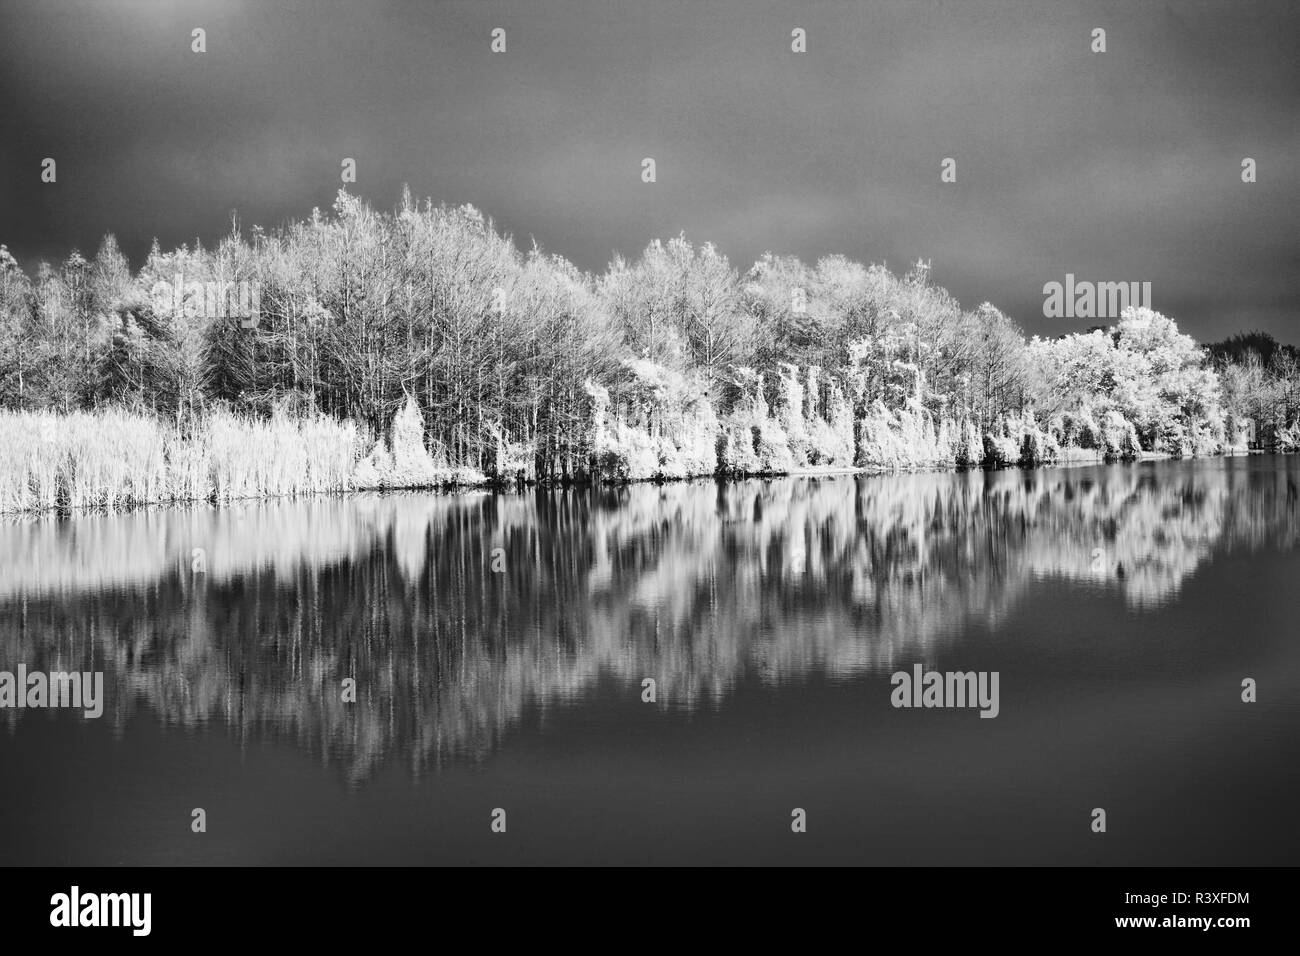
[1,457,1295,784]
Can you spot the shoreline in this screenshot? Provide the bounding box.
[3,450,1286,519]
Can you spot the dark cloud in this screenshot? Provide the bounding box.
[1,0,1297,343]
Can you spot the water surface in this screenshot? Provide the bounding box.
[2,457,1297,865]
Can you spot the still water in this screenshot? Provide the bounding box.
[1,457,1297,865]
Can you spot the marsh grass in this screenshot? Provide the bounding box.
[0,408,365,513]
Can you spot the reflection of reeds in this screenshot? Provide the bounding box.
[0,409,365,513]
[3,458,1297,782]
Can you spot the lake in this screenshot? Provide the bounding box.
[1,456,1297,865]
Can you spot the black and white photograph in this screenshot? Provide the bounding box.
[0,0,1295,935]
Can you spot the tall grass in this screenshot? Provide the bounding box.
[0,408,365,513]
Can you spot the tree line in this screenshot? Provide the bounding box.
[1,187,1296,485]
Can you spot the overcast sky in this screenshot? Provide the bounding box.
[1,0,1297,343]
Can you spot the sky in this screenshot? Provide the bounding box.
[1,0,1298,344]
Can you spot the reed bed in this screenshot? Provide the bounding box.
[0,409,366,513]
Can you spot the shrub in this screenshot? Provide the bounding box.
[983,432,1021,468]
[0,407,367,513]
[1100,409,1142,460]
[955,420,984,468]
[857,400,950,469]
[1277,421,1300,453]
[1019,428,1060,466]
